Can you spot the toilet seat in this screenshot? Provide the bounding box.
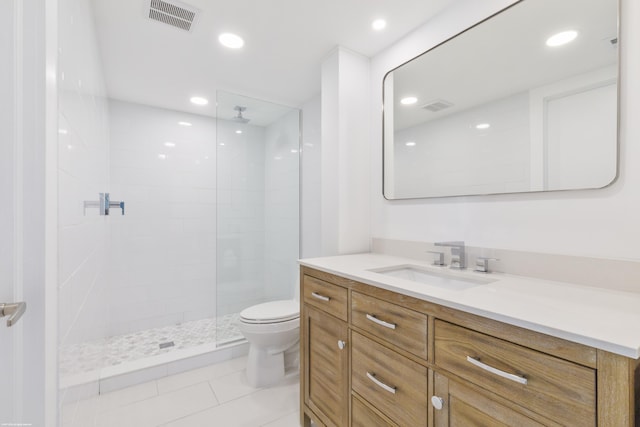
[240,300,299,324]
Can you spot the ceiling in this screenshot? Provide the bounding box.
[91,0,456,118]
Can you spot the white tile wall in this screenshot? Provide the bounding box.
[107,100,217,336]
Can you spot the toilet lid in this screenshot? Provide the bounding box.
[240,300,300,324]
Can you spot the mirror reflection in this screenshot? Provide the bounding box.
[383,0,618,199]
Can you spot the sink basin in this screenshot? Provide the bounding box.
[369,264,495,291]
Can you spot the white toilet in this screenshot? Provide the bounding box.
[238,300,300,388]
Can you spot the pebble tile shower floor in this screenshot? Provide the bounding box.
[60,314,241,377]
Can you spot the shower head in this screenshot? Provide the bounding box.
[232,106,250,124]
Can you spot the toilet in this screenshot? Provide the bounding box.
[238,300,300,388]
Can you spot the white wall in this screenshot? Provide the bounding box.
[321,48,371,256]
[108,100,217,334]
[57,0,110,348]
[370,0,640,261]
[301,95,322,259]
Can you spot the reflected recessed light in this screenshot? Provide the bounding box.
[274,156,283,160]
[400,97,418,105]
[219,143,225,146]
[235,130,243,134]
[405,141,416,147]
[372,19,387,31]
[190,96,208,106]
[58,128,68,134]
[546,30,578,47]
[476,123,491,130]
[219,33,245,49]
[178,121,192,127]
[291,149,298,153]
[204,156,209,160]
[164,142,176,147]
[158,154,167,160]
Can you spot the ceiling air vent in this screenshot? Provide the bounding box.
[421,99,454,113]
[146,0,200,32]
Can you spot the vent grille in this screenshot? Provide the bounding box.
[421,99,454,112]
[147,0,199,32]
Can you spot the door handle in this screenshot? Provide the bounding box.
[0,302,27,327]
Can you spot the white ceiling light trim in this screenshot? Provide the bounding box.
[219,32,245,49]
[190,96,208,105]
[546,30,578,47]
[372,19,387,31]
[400,96,418,105]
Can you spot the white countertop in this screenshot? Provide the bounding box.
[300,253,640,359]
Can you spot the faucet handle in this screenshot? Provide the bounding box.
[426,250,445,266]
[475,257,499,273]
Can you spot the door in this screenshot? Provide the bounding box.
[1,0,53,425]
[303,306,349,427]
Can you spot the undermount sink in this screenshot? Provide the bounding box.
[369,264,496,290]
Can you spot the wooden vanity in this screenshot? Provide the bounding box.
[299,265,640,427]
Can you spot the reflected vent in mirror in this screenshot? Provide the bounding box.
[146,0,200,32]
[421,99,454,112]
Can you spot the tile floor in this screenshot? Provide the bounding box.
[61,356,300,427]
[59,314,242,378]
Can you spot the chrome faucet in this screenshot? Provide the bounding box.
[434,241,466,269]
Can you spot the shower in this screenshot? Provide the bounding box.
[57,89,300,405]
[232,105,250,123]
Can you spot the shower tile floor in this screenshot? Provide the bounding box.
[59,314,242,378]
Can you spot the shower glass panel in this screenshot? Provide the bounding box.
[216,91,300,345]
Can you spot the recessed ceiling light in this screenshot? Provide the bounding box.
[546,30,578,47]
[405,141,416,147]
[219,33,245,49]
[158,154,167,160]
[164,142,176,147]
[58,128,68,134]
[372,19,387,31]
[476,123,491,130]
[400,97,418,105]
[235,130,243,134]
[178,121,192,127]
[291,149,298,153]
[190,96,208,106]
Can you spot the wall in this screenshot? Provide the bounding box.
[321,48,371,256]
[370,0,640,261]
[108,100,217,334]
[57,0,110,350]
[301,95,322,260]
[264,109,301,301]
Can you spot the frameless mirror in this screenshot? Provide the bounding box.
[383,0,619,199]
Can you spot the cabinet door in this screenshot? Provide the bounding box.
[303,305,349,427]
[432,372,548,427]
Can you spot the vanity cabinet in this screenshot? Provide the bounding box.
[301,274,349,427]
[300,265,639,427]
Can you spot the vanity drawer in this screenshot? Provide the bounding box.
[303,275,348,321]
[434,320,596,426]
[352,291,427,359]
[352,331,428,427]
[352,394,396,427]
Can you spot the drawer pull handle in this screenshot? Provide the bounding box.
[366,314,397,330]
[466,356,528,385]
[311,292,330,302]
[366,372,397,394]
